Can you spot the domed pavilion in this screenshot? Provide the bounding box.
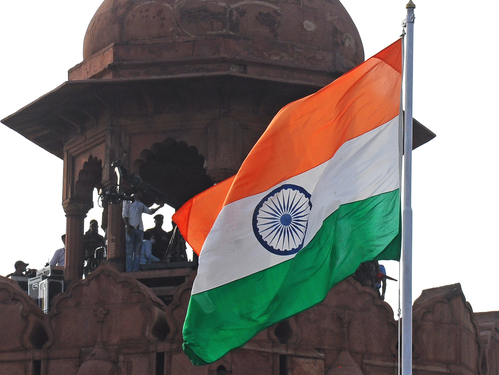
[2,2,481,375]
[1,0,377,282]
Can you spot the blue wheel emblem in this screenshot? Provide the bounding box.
[252,184,312,255]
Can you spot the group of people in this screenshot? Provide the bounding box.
[6,195,394,302]
[122,190,187,272]
[6,236,67,280]
[31,220,105,276]
[6,190,187,278]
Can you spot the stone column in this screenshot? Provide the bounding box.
[207,117,242,183]
[63,201,90,283]
[105,203,126,272]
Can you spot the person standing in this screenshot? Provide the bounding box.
[376,263,387,301]
[122,191,163,272]
[50,235,66,267]
[144,214,171,259]
[83,220,106,275]
[83,220,105,255]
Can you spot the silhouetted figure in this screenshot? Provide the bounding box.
[6,260,29,278]
[353,261,393,300]
[353,261,380,290]
[144,214,171,259]
[83,220,106,276]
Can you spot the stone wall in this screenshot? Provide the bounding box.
[0,265,488,374]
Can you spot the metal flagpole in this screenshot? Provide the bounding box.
[402,2,415,375]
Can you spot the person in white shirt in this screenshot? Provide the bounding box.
[122,191,163,272]
[50,235,66,267]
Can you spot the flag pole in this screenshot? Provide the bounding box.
[402,2,415,375]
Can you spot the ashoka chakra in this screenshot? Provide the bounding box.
[252,184,312,255]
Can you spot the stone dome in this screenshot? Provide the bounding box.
[83,0,364,70]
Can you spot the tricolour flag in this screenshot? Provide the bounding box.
[173,39,403,365]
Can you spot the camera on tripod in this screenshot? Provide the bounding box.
[98,185,132,205]
[97,160,180,208]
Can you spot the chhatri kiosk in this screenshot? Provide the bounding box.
[2,1,482,375]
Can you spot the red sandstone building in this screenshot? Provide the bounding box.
[1,0,495,374]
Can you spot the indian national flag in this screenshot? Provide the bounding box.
[173,39,403,365]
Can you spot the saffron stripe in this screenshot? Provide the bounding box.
[193,116,399,294]
[225,40,402,205]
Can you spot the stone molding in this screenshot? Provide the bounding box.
[0,276,48,351]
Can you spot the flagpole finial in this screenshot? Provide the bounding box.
[406,0,415,8]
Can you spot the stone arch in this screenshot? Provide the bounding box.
[64,156,104,282]
[273,319,294,344]
[74,155,104,203]
[209,358,232,375]
[132,137,213,209]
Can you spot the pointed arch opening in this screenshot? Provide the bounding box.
[132,137,213,209]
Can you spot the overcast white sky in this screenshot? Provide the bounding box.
[1,1,498,314]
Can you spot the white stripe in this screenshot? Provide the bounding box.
[193,117,400,294]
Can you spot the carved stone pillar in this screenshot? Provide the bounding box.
[63,201,90,283]
[106,203,126,272]
[207,117,242,183]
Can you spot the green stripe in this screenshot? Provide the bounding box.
[183,189,400,365]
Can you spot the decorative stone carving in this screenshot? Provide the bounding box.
[474,311,499,375]
[326,351,363,375]
[77,306,118,375]
[44,262,169,351]
[288,277,398,356]
[413,283,483,374]
[166,271,196,343]
[0,277,47,352]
